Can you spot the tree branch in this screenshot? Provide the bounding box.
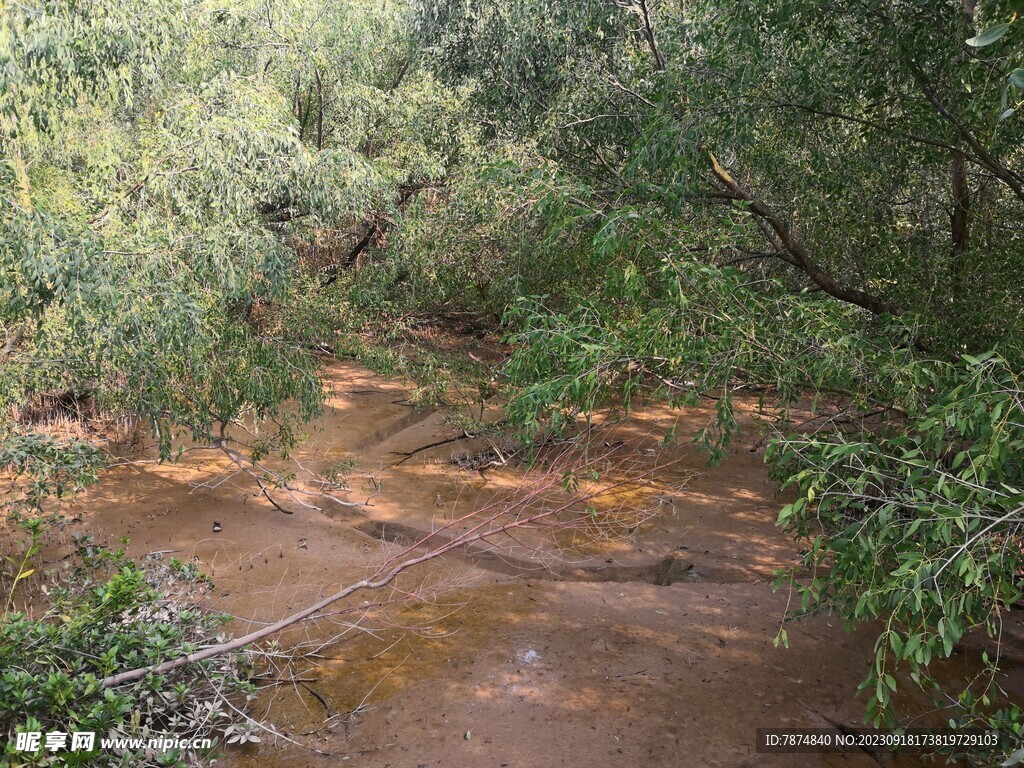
[767,100,985,164]
[915,76,1024,203]
[319,224,378,287]
[632,0,667,71]
[100,440,681,688]
[707,153,903,317]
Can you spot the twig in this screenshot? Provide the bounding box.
[390,433,472,466]
[299,682,331,717]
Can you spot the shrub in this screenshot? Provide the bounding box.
[1,537,252,767]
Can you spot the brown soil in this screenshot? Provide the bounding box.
[13,361,1024,768]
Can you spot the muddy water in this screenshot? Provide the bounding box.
[29,362,1024,767]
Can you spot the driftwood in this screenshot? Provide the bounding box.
[100,436,684,688]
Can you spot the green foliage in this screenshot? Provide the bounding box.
[967,23,1011,48]
[1,0,338,469]
[412,0,624,127]
[3,0,1024,763]
[415,0,1024,359]
[769,354,1024,754]
[502,259,919,458]
[0,0,183,137]
[1,540,250,767]
[0,431,103,515]
[356,157,535,321]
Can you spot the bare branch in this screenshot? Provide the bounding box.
[100,437,686,688]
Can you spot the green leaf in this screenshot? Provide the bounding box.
[889,633,904,656]
[966,23,1011,47]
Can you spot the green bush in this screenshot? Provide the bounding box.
[1,538,252,767]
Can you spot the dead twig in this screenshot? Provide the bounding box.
[390,433,472,466]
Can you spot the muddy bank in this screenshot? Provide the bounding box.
[17,361,1022,767]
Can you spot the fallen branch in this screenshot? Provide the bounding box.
[101,434,686,688]
[389,433,471,466]
[206,425,363,513]
[299,682,331,717]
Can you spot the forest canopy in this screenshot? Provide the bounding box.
[2,0,1024,765]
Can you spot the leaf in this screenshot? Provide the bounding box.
[889,633,904,656]
[1001,108,1016,121]
[966,23,1010,48]
[1010,69,1024,89]
[1002,747,1024,767]
[14,568,35,582]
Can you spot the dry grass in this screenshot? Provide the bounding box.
[6,390,142,446]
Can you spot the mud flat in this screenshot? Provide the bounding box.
[24,362,1022,767]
